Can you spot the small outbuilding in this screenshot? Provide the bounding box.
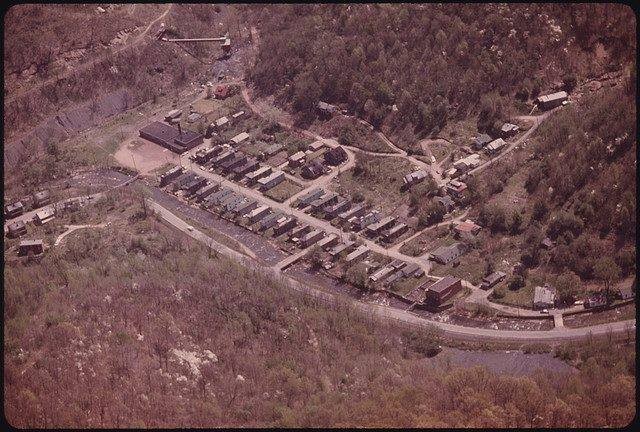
[7,220,27,238]
[19,239,44,257]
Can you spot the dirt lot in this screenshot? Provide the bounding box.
[114,138,180,175]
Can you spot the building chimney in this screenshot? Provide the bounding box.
[177,122,182,136]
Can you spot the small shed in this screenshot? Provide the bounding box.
[33,190,51,207]
[34,207,55,225]
[7,220,27,238]
[19,239,44,256]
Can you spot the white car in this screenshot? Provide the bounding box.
[574,300,584,306]
[186,226,194,232]
[540,309,549,314]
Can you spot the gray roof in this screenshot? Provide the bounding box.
[430,243,466,262]
[426,276,460,293]
[533,284,556,305]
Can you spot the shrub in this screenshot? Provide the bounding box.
[508,275,525,291]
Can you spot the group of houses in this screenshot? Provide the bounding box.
[289,140,348,180]
[294,188,410,245]
[5,189,55,242]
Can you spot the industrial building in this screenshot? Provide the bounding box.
[139,121,203,153]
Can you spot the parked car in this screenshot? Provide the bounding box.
[540,309,549,314]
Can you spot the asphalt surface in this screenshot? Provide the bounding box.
[149,197,636,343]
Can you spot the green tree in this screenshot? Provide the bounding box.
[508,275,525,291]
[532,200,548,222]
[343,262,368,290]
[555,271,581,305]
[418,200,446,227]
[593,257,621,294]
[509,211,523,235]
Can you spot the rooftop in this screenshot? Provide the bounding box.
[425,276,461,293]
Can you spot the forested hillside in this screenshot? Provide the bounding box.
[3,193,635,427]
[247,3,634,135]
[464,79,636,303]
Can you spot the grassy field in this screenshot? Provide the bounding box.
[430,248,486,286]
[388,274,430,297]
[331,154,414,215]
[436,117,478,148]
[491,269,549,308]
[398,225,452,257]
[264,179,304,202]
[311,115,394,153]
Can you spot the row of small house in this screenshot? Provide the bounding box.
[182,144,287,192]
[5,190,52,220]
[294,188,410,244]
[6,195,97,239]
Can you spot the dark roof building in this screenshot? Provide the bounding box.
[5,201,24,219]
[159,166,184,187]
[324,146,348,166]
[195,183,220,201]
[434,195,455,212]
[480,271,507,290]
[423,276,463,307]
[324,199,351,219]
[297,188,325,208]
[7,220,27,238]
[233,158,260,178]
[139,121,203,153]
[301,160,325,180]
[473,133,493,150]
[33,190,51,207]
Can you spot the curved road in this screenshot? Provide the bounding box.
[148,197,635,343]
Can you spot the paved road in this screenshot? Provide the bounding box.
[149,197,636,343]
